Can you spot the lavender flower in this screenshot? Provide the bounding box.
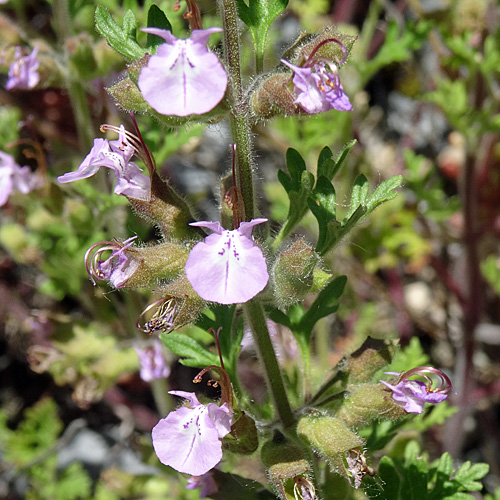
[138,27,228,117]
[381,366,452,414]
[6,46,40,90]
[152,391,232,476]
[85,236,140,288]
[185,219,269,304]
[185,471,218,498]
[134,340,170,382]
[281,59,352,114]
[0,151,41,206]
[57,125,151,201]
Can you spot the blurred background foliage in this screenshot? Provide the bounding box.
[1,0,500,498]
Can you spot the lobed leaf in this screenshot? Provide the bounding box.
[95,6,145,60]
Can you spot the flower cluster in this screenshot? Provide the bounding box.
[0,151,41,206]
[57,125,151,200]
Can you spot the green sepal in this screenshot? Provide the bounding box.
[225,412,259,455]
[336,383,407,429]
[123,242,189,289]
[272,238,321,307]
[127,170,199,241]
[95,6,145,60]
[283,26,357,67]
[297,413,363,469]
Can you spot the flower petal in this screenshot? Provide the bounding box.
[185,224,269,304]
[57,138,110,183]
[152,405,224,475]
[138,29,227,117]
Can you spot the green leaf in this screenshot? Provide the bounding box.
[452,461,490,491]
[160,331,219,368]
[298,275,347,336]
[234,0,288,70]
[318,139,357,180]
[95,6,145,59]
[274,148,314,247]
[2,398,62,466]
[312,174,402,255]
[145,4,172,51]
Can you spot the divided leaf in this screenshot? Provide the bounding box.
[95,6,145,60]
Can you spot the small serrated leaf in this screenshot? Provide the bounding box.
[367,175,403,212]
[320,139,356,180]
[161,332,219,368]
[95,6,145,60]
[347,174,369,218]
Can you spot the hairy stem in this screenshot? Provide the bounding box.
[219,0,255,220]
[244,300,295,428]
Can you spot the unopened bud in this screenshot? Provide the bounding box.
[273,239,323,306]
[336,383,407,429]
[261,431,312,500]
[297,413,364,473]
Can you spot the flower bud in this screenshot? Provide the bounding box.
[250,72,298,119]
[261,431,311,499]
[336,384,407,429]
[123,241,190,288]
[344,337,398,384]
[297,413,364,472]
[128,170,199,241]
[272,238,324,306]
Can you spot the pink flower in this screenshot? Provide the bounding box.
[0,151,41,206]
[85,236,140,288]
[6,46,40,90]
[134,340,170,382]
[185,219,269,304]
[138,27,227,117]
[57,126,150,201]
[281,59,352,114]
[381,367,451,414]
[152,391,232,476]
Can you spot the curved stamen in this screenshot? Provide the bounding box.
[308,37,349,66]
[395,366,453,394]
[84,236,137,285]
[136,296,178,334]
[100,124,153,173]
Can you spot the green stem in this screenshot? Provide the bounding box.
[150,377,173,416]
[298,337,311,401]
[219,0,255,220]
[244,300,295,428]
[53,0,94,150]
